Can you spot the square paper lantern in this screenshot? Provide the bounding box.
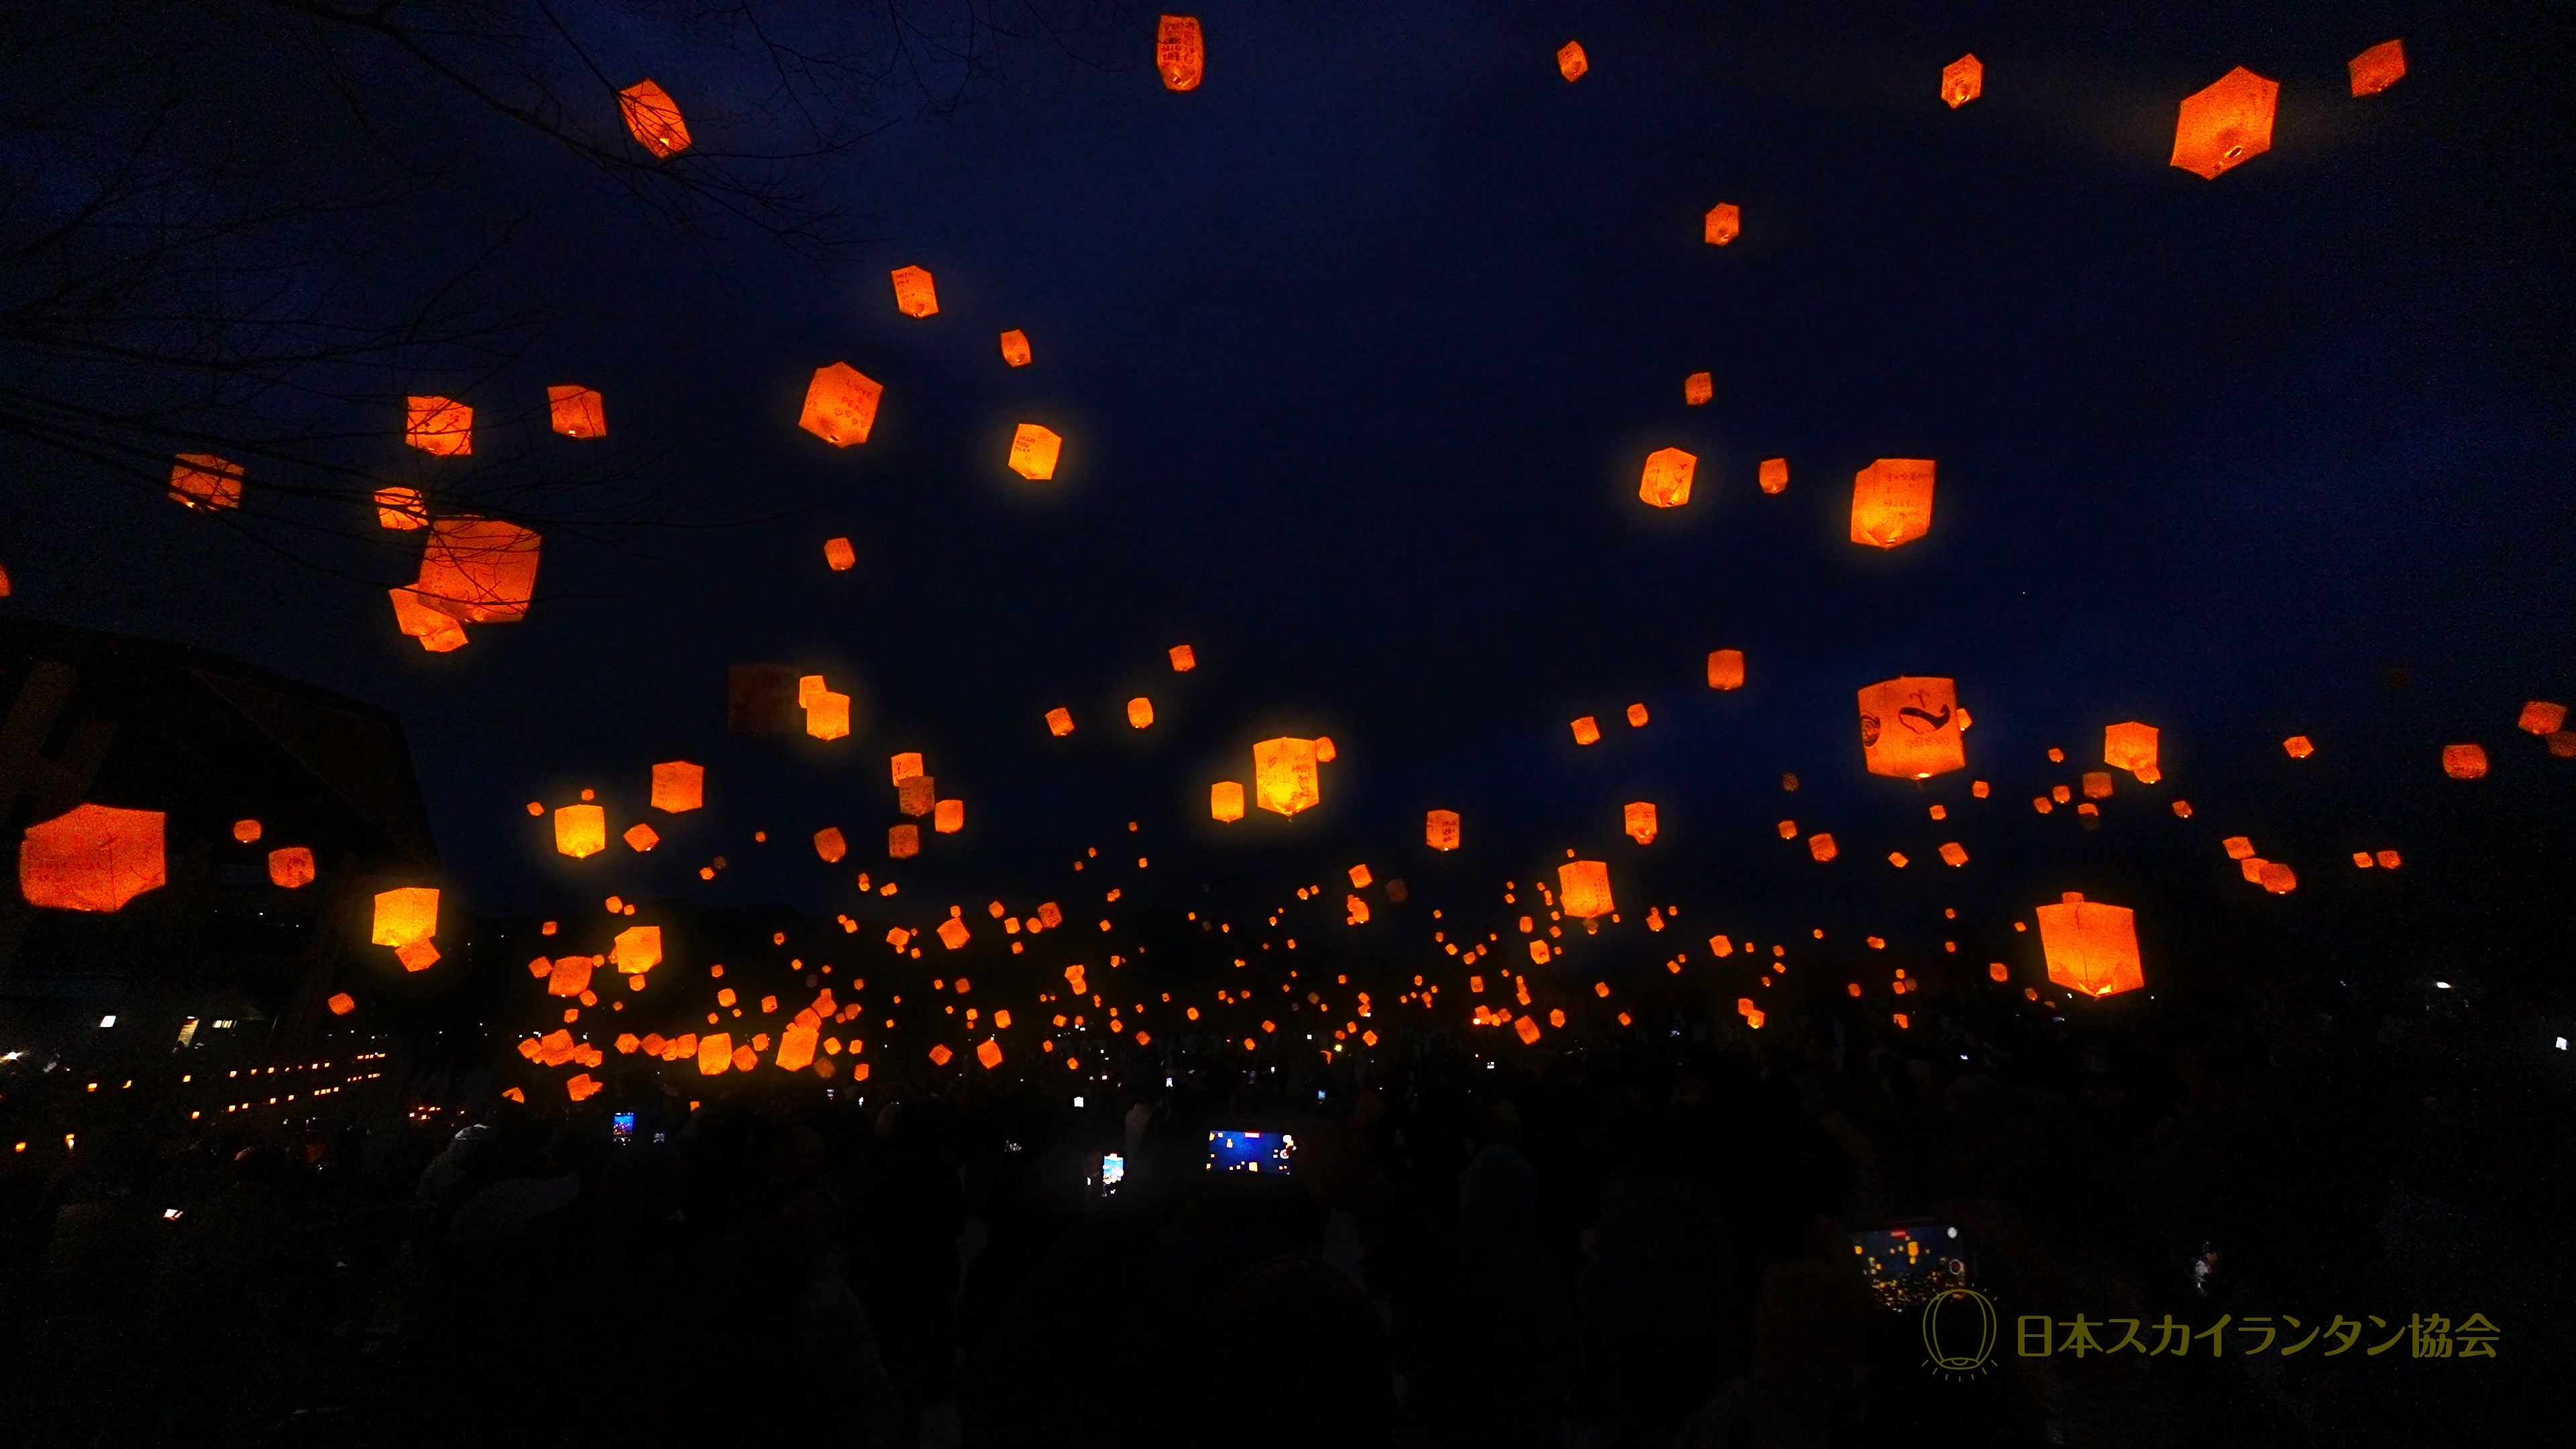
[1638,447,1697,508]
[1000,329,1032,366]
[168,453,244,511]
[2516,700,2565,735]
[891,752,924,784]
[1008,423,1063,480]
[547,955,594,998]
[370,885,439,947]
[611,924,662,973]
[1942,54,1982,108]
[2036,892,2143,997]
[1704,203,1740,246]
[1212,781,1246,822]
[20,804,166,912]
[1707,649,1745,690]
[1850,458,1935,547]
[1683,372,1713,405]
[268,846,315,888]
[806,690,851,741]
[899,775,936,818]
[618,78,692,157]
[374,486,428,531]
[547,385,606,438]
[1169,644,1196,672]
[1157,15,1204,91]
[623,822,659,851]
[1758,458,1788,494]
[1938,841,1968,867]
[977,1038,1004,1069]
[2442,743,2488,779]
[327,993,356,1016]
[1807,833,1838,861]
[799,362,883,446]
[1623,802,1658,845]
[1556,40,1588,82]
[1127,697,1155,729]
[1625,702,1648,728]
[814,827,848,863]
[2282,735,2315,759]
[1570,716,1601,746]
[1558,859,1614,920]
[1254,737,1321,817]
[1046,706,1075,737]
[406,396,473,456]
[554,804,606,858]
[1858,677,1966,779]
[2170,67,2277,180]
[890,823,921,859]
[2103,721,2161,782]
[934,798,963,834]
[652,760,704,812]
[727,664,803,736]
[398,940,440,972]
[2348,40,2406,97]
[387,588,469,653]
[1425,809,1459,851]
[890,266,938,317]
[413,517,541,623]
[936,917,969,951]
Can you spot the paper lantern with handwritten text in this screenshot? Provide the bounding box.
[1638,447,1697,508]
[1008,424,1063,480]
[652,761,704,813]
[1426,809,1459,852]
[1850,459,1935,548]
[1254,738,1321,817]
[1157,15,1203,91]
[1858,677,1966,779]
[799,364,882,446]
[1623,802,1658,845]
[890,266,938,317]
[1558,860,1614,920]
[19,804,164,912]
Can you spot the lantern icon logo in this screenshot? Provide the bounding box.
[1920,1287,2000,1379]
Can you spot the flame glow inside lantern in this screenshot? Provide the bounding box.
[1007,423,1063,480]
[822,537,856,572]
[814,827,848,863]
[1127,697,1155,729]
[2349,40,2406,97]
[1046,707,1075,737]
[2442,744,2488,780]
[371,886,439,948]
[168,453,243,511]
[623,822,658,851]
[890,266,938,317]
[413,517,541,623]
[1623,802,1658,845]
[611,924,661,973]
[1939,841,1969,867]
[374,486,427,531]
[1758,458,1788,494]
[2517,700,2567,735]
[1683,372,1713,406]
[934,798,964,835]
[2036,892,2143,997]
[2283,735,2316,759]
[388,588,468,653]
[268,846,315,888]
[1157,15,1204,90]
[1638,447,1697,508]
[554,804,606,859]
[651,760,704,813]
[799,362,883,446]
[890,823,920,859]
[1000,329,1032,366]
[617,78,691,157]
[1942,54,1982,107]
[20,804,166,912]
[1556,40,1587,82]
[405,396,472,456]
[1707,649,1746,690]
[2170,67,2278,180]
[1254,738,1321,817]
[2104,721,2161,781]
[1850,458,1935,547]
[1704,203,1739,246]
[1858,676,1966,779]
[1558,859,1614,920]
[1211,781,1246,822]
[1426,809,1460,851]
[547,385,606,438]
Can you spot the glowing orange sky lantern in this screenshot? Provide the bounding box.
[806,685,851,741]
[1008,423,1063,480]
[2442,744,2487,780]
[1707,649,1745,690]
[890,824,920,859]
[1000,329,1032,366]
[1127,697,1155,729]
[387,588,468,653]
[1683,372,1713,405]
[1858,677,1966,779]
[1942,54,1983,107]
[934,798,964,834]
[618,78,691,157]
[1254,738,1321,817]
[327,993,356,1016]
[546,954,594,998]
[898,775,935,817]
[623,822,658,851]
[1169,644,1196,672]
[2283,735,2315,759]
[2348,40,2406,97]
[1570,716,1601,746]
[547,386,606,438]
[1211,781,1246,822]
[405,396,472,455]
[1758,458,1788,494]
[1046,707,1075,737]
[168,453,243,511]
[374,486,427,530]
[1638,447,1697,508]
[1558,860,1613,920]
[890,753,924,784]
[1704,203,1740,246]
[611,924,661,973]
[20,804,165,912]
[799,363,882,446]
[553,804,606,858]
[889,265,939,317]
[813,827,848,863]
[268,846,315,888]
[2037,892,2143,998]
[1556,40,1588,82]
[1157,15,1204,91]
[413,517,540,623]
[2170,67,2277,180]
[651,760,703,813]
[2518,700,2567,735]
[2103,721,2161,782]
[1426,809,1459,851]
[370,886,438,948]
[1850,458,1935,547]
[1623,802,1658,845]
